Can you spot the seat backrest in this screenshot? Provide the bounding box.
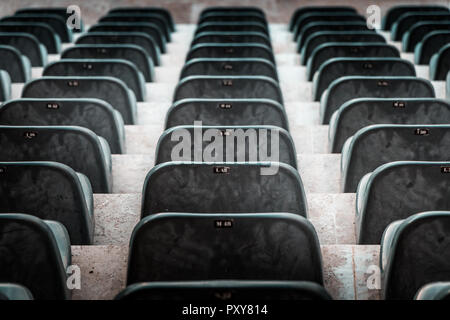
[15,7,85,32]
[0,32,46,66]
[192,32,271,47]
[0,70,11,101]
[382,5,449,30]
[195,22,268,35]
[187,43,274,63]
[391,12,450,41]
[201,6,266,17]
[0,22,60,53]
[199,12,267,25]
[403,21,450,53]
[0,44,30,82]
[289,6,357,31]
[415,282,450,300]
[108,7,175,32]
[430,43,450,80]
[415,30,450,65]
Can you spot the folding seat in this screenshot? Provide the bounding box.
[142,162,306,217]
[391,12,450,41]
[0,70,11,101]
[0,284,33,300]
[192,32,271,47]
[307,43,400,81]
[0,45,31,83]
[415,282,450,300]
[165,98,288,130]
[0,126,112,193]
[289,6,357,31]
[173,76,282,104]
[356,161,450,244]
[320,76,435,125]
[43,59,147,102]
[341,124,450,192]
[0,161,94,244]
[15,7,85,32]
[201,7,266,17]
[0,32,46,67]
[22,76,137,125]
[430,43,450,80]
[187,43,274,63]
[155,125,296,168]
[402,21,450,53]
[0,214,71,299]
[301,31,385,62]
[108,7,175,32]
[330,98,450,153]
[1,14,72,43]
[116,281,331,300]
[198,12,267,26]
[0,22,61,53]
[180,58,278,80]
[76,32,160,68]
[382,5,449,31]
[89,22,166,53]
[195,22,268,36]
[381,211,450,299]
[313,58,416,101]
[0,98,125,154]
[127,213,322,284]
[415,30,450,65]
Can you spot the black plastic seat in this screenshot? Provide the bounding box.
[307,43,399,81]
[403,21,450,53]
[155,125,296,168]
[174,76,282,104]
[22,76,137,125]
[0,45,31,83]
[165,98,288,130]
[341,125,450,192]
[187,43,274,63]
[0,214,71,299]
[0,126,112,193]
[0,32,46,66]
[382,5,449,30]
[192,32,271,47]
[313,58,416,101]
[320,76,435,124]
[289,6,357,31]
[43,59,146,101]
[15,7,85,32]
[0,70,11,101]
[330,98,450,153]
[0,161,94,244]
[381,211,450,299]
[391,12,450,41]
[199,12,267,26]
[356,161,450,244]
[0,284,33,300]
[415,30,450,65]
[415,282,450,300]
[127,213,321,284]
[201,6,266,17]
[108,7,175,32]
[141,162,307,218]
[180,58,277,80]
[195,22,268,35]
[116,281,331,300]
[0,98,125,154]
[430,43,450,80]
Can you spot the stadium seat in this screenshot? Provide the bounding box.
[155,125,296,168]
[381,211,450,299]
[192,32,271,47]
[330,98,450,153]
[341,124,450,192]
[415,30,450,65]
[173,76,282,104]
[0,161,94,244]
[403,21,450,53]
[0,45,31,83]
[320,76,435,124]
[141,162,307,217]
[201,6,266,17]
[108,7,175,32]
[187,43,274,63]
[15,7,85,32]
[0,98,125,154]
[0,125,112,193]
[180,58,277,80]
[391,12,450,41]
[116,281,332,300]
[22,76,137,125]
[289,6,357,31]
[0,284,33,300]
[382,5,449,31]
[43,59,147,102]
[356,161,450,244]
[198,12,267,25]
[195,22,268,35]
[127,213,321,284]
[415,282,450,300]
[0,214,71,299]
[430,43,450,80]
[0,32,47,66]
[165,98,288,130]
[0,70,11,101]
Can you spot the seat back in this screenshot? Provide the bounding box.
[382,5,449,30]
[0,22,60,53]
[403,21,450,53]
[0,32,46,66]
[289,6,357,31]
[199,12,267,25]
[0,45,30,82]
[192,32,271,47]
[392,12,450,41]
[415,30,450,65]
[187,43,274,63]
[108,7,175,32]
[195,22,268,35]
[15,7,85,32]
[430,43,450,80]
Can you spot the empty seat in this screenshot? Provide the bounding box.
[108,7,175,32]
[0,214,70,299]
[415,30,450,65]
[22,76,137,125]
[382,5,449,30]
[0,161,94,244]
[0,32,46,66]
[0,70,11,101]
[141,162,306,217]
[381,211,450,299]
[289,6,357,31]
[116,281,331,300]
[415,282,450,300]
[403,21,450,53]
[192,32,271,47]
[43,59,146,102]
[173,76,282,104]
[187,43,274,63]
[330,98,450,153]
[155,125,296,168]
[0,22,61,53]
[356,161,450,244]
[320,76,435,124]
[195,22,268,35]
[165,98,288,130]
[0,98,125,154]
[0,45,31,83]
[307,43,399,81]
[15,7,85,32]
[341,124,450,192]
[199,12,267,25]
[391,12,450,41]
[201,7,266,17]
[430,43,450,80]
[180,58,277,80]
[313,58,416,101]
[0,284,33,300]
[127,213,321,284]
